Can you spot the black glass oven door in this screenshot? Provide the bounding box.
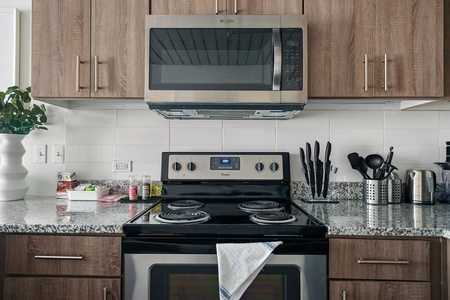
[150,264,300,300]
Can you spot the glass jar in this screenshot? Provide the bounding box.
[128,175,138,200]
[141,175,151,200]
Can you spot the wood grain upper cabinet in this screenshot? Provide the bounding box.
[151,0,302,15]
[32,0,149,99]
[305,0,443,98]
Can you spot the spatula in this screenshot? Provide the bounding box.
[347,152,370,179]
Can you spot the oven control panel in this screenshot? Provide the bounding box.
[164,153,287,180]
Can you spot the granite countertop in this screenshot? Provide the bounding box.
[2,195,450,239]
[293,198,450,239]
[0,196,157,234]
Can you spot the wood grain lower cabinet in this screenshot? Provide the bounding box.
[329,237,442,300]
[3,234,122,300]
[4,278,120,300]
[329,281,430,300]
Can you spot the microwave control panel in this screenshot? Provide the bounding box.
[281,28,303,91]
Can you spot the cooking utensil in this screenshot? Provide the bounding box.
[323,142,332,198]
[314,141,323,197]
[365,154,384,179]
[299,147,309,185]
[347,152,370,179]
[306,143,315,198]
[374,146,394,180]
[359,156,369,179]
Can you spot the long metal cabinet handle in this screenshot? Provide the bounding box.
[363,54,368,92]
[34,255,84,260]
[272,29,281,91]
[382,54,387,91]
[215,0,218,14]
[357,258,410,264]
[103,287,109,300]
[341,290,347,300]
[94,55,99,92]
[234,0,238,14]
[76,55,81,92]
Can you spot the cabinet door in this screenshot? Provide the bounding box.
[151,0,227,14]
[31,0,91,98]
[91,0,149,98]
[329,280,430,300]
[329,238,430,281]
[304,0,372,97]
[231,0,302,15]
[5,235,121,276]
[4,278,121,300]
[373,0,443,97]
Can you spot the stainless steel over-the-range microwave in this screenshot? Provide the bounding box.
[144,15,308,120]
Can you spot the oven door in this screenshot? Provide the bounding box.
[123,238,327,300]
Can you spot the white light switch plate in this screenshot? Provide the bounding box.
[52,145,64,163]
[34,145,47,163]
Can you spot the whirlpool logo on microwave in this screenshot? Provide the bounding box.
[221,173,231,177]
[219,19,234,24]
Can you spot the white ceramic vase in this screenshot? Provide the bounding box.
[0,134,29,201]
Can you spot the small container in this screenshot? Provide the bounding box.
[387,178,402,204]
[363,179,387,205]
[128,175,138,201]
[141,175,151,200]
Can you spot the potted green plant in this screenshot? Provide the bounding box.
[0,86,47,134]
[0,86,48,201]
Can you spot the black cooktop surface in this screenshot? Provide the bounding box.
[124,198,327,238]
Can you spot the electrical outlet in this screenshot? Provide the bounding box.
[113,160,132,172]
[34,145,47,163]
[52,144,65,163]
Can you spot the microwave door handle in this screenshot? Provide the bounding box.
[273,28,282,91]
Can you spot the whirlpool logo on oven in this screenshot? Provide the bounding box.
[221,173,231,177]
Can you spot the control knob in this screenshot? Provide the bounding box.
[255,162,265,172]
[172,162,182,172]
[187,162,197,171]
[270,162,279,172]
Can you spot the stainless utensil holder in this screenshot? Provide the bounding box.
[387,178,402,204]
[363,179,387,205]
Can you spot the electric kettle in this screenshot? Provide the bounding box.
[405,169,436,205]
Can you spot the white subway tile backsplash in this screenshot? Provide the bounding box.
[277,111,330,128]
[117,145,169,162]
[331,129,383,146]
[65,162,116,180]
[66,127,117,145]
[385,129,438,147]
[66,110,117,127]
[224,128,275,146]
[170,127,223,146]
[26,107,450,195]
[118,127,170,145]
[330,111,384,129]
[66,145,116,162]
[118,110,170,127]
[385,111,439,128]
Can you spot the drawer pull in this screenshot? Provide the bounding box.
[357,258,410,265]
[34,255,84,260]
[341,290,347,300]
[103,287,109,300]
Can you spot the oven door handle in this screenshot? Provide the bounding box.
[123,238,328,255]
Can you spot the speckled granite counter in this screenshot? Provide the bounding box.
[293,198,450,239]
[0,196,157,234]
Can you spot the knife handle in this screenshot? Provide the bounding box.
[314,141,320,162]
[306,142,312,162]
[325,142,331,163]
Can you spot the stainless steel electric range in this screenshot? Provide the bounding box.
[123,152,328,300]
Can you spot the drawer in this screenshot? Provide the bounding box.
[329,238,430,281]
[329,280,430,300]
[5,235,121,276]
[4,277,121,300]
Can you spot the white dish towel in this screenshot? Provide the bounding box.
[216,241,282,300]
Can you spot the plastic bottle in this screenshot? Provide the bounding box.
[142,175,151,200]
[128,175,138,200]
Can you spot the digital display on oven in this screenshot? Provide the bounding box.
[210,157,240,170]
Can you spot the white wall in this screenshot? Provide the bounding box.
[2,0,449,196]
